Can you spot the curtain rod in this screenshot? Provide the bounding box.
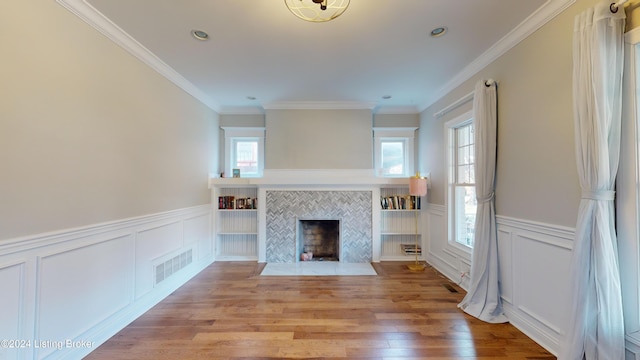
[611,0,628,13]
[434,79,496,118]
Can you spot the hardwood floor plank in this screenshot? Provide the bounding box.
[84,262,555,359]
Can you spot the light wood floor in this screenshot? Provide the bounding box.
[84,262,555,359]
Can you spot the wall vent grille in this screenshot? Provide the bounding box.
[155,249,193,285]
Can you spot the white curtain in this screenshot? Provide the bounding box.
[560,1,625,359]
[458,80,507,324]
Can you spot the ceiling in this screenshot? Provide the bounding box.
[68,0,558,114]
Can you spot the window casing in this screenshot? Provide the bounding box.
[446,111,476,251]
[373,127,416,177]
[222,127,265,178]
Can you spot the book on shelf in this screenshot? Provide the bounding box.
[218,196,257,210]
[380,195,420,210]
[401,243,422,255]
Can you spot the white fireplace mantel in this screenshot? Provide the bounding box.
[209,169,410,188]
[210,169,424,264]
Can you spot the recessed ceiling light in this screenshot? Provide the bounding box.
[191,30,209,41]
[382,95,392,100]
[430,26,447,38]
[246,96,256,101]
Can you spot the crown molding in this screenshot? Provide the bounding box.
[418,0,576,113]
[374,106,420,115]
[263,101,377,110]
[218,106,266,115]
[56,0,221,112]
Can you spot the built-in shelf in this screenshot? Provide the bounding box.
[213,186,258,261]
[379,187,424,261]
[210,170,425,263]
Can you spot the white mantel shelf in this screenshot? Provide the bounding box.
[208,169,411,188]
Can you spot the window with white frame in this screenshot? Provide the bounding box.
[446,112,476,248]
[373,127,416,177]
[222,127,265,178]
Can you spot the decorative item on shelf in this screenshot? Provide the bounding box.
[284,0,350,22]
[380,195,420,210]
[232,168,241,178]
[407,172,427,271]
[218,196,257,210]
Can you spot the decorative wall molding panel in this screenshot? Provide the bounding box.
[424,203,574,356]
[0,205,213,360]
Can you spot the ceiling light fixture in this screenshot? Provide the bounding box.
[430,27,447,38]
[191,30,209,41]
[284,0,350,22]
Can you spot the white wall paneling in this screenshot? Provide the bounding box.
[424,202,574,356]
[0,261,26,360]
[135,221,183,298]
[0,204,212,360]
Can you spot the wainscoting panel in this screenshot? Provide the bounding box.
[35,234,133,359]
[135,221,183,298]
[514,232,571,334]
[499,217,573,354]
[424,204,460,282]
[424,204,575,356]
[497,228,514,305]
[0,204,213,360]
[183,213,213,261]
[0,261,25,360]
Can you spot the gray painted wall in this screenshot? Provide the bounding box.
[265,109,374,169]
[418,0,583,227]
[1,0,218,240]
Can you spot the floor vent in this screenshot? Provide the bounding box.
[155,249,193,285]
[442,283,458,293]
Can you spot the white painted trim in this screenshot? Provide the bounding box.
[626,26,640,45]
[55,0,220,112]
[215,255,259,261]
[263,101,376,110]
[419,0,576,112]
[496,215,575,240]
[434,91,474,119]
[503,304,562,356]
[210,169,412,187]
[218,106,265,115]
[221,127,266,138]
[0,205,211,254]
[443,111,475,257]
[374,106,420,115]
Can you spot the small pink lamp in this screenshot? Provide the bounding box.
[407,172,427,271]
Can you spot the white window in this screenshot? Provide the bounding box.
[373,127,416,177]
[446,112,476,249]
[222,127,265,178]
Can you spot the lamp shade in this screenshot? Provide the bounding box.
[409,173,427,197]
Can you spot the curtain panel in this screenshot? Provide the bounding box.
[457,80,507,324]
[560,1,625,359]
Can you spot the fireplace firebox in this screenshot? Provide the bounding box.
[296,219,340,261]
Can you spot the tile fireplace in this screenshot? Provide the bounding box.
[265,190,372,263]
